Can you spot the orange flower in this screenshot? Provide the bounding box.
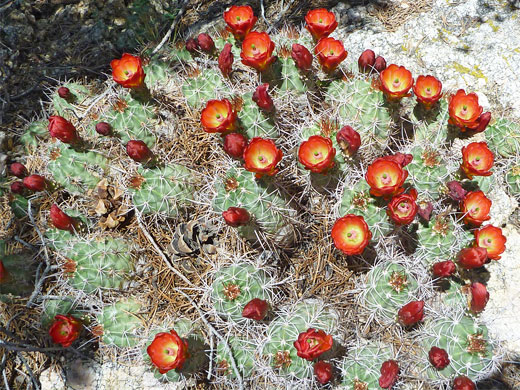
[448,89,483,131]
[387,189,418,225]
[331,214,372,255]
[413,75,442,109]
[461,142,494,179]
[240,32,277,72]
[223,5,257,40]
[380,64,414,100]
[110,53,146,89]
[315,37,348,73]
[293,328,333,360]
[474,225,506,260]
[365,158,408,198]
[147,329,189,374]
[49,315,82,347]
[243,137,283,178]
[305,8,338,41]
[200,99,237,134]
[298,135,336,174]
[460,191,491,226]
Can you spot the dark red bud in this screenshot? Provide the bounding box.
[314,361,333,385]
[23,174,46,192]
[453,375,476,390]
[197,33,215,53]
[398,300,424,326]
[432,260,456,278]
[218,43,234,77]
[50,204,75,231]
[379,360,399,389]
[428,346,450,369]
[385,152,413,167]
[126,140,152,163]
[242,298,269,321]
[336,125,361,156]
[95,122,111,136]
[10,181,25,194]
[185,38,199,53]
[48,116,79,144]
[374,56,387,72]
[457,247,488,269]
[9,162,27,178]
[252,83,274,112]
[470,282,489,313]
[358,49,376,72]
[222,207,250,227]
[58,87,71,99]
[447,181,468,202]
[417,202,433,221]
[291,43,313,71]
[471,112,491,133]
[0,260,7,282]
[223,133,248,159]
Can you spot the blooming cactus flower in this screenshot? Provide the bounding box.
[461,142,494,179]
[460,191,491,226]
[380,64,414,100]
[331,214,372,255]
[413,75,442,109]
[474,225,506,260]
[197,33,215,53]
[252,83,274,112]
[314,37,348,73]
[110,53,145,89]
[398,300,424,326]
[23,174,46,192]
[453,376,476,390]
[448,89,491,132]
[9,162,27,178]
[242,298,269,320]
[365,157,408,198]
[428,346,450,369]
[50,204,75,231]
[146,329,189,374]
[223,133,248,159]
[304,8,338,41]
[291,43,313,71]
[48,116,79,144]
[293,328,333,361]
[469,282,489,313]
[456,247,488,269]
[432,260,456,278]
[222,207,251,227]
[240,32,277,72]
[358,49,376,72]
[336,125,361,157]
[314,361,333,385]
[243,137,283,178]
[49,314,82,347]
[200,99,237,134]
[387,189,418,225]
[379,360,399,389]
[218,43,234,77]
[223,5,257,40]
[126,140,153,163]
[298,135,336,174]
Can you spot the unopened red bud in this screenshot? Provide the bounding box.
[374,56,387,72]
[126,140,152,163]
[218,43,234,77]
[398,300,424,326]
[447,181,467,201]
[470,282,489,313]
[453,375,476,390]
[379,360,399,389]
[95,122,111,136]
[457,247,487,269]
[9,162,27,178]
[358,49,376,72]
[48,116,79,144]
[336,125,361,156]
[222,207,250,227]
[314,361,333,385]
[428,346,450,369]
[242,298,269,320]
[291,43,313,71]
[185,38,199,53]
[252,83,274,112]
[223,133,248,159]
[432,260,456,278]
[10,181,25,194]
[472,112,491,133]
[50,204,75,231]
[197,33,215,53]
[58,87,71,99]
[23,174,46,192]
[417,202,433,221]
[0,260,7,282]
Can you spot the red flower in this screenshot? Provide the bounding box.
[185,38,199,53]
[9,162,27,178]
[379,360,399,389]
[314,361,333,385]
[200,99,237,134]
[50,204,75,231]
[197,33,215,53]
[243,137,283,178]
[398,300,424,326]
[293,328,333,361]
[358,49,376,72]
[252,83,274,112]
[380,64,414,100]
[241,32,277,72]
[223,5,257,40]
[374,56,387,72]
[291,44,313,71]
[460,191,491,226]
[242,298,268,321]
[298,135,336,174]
[10,181,25,194]
[305,8,338,41]
[218,43,234,77]
[110,53,146,89]
[474,225,506,260]
[23,174,46,192]
[457,247,488,269]
[222,207,251,227]
[49,315,82,347]
[365,157,408,198]
[387,189,418,225]
[315,37,348,73]
[413,75,442,109]
[453,376,476,390]
[336,125,361,156]
[331,214,372,255]
[461,142,494,179]
[48,116,79,144]
[448,89,491,132]
[95,122,111,136]
[469,282,489,313]
[223,133,248,159]
[126,140,153,163]
[147,329,189,374]
[428,346,450,369]
[432,260,456,278]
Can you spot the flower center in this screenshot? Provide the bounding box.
[313,151,323,159]
[471,157,481,167]
[258,155,265,162]
[398,202,410,213]
[319,18,323,23]
[236,16,241,21]
[393,78,401,88]
[483,238,493,247]
[381,173,392,185]
[461,105,468,116]
[164,347,177,356]
[329,49,334,55]
[251,44,257,52]
[347,230,358,240]
[425,87,432,95]
[470,206,480,215]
